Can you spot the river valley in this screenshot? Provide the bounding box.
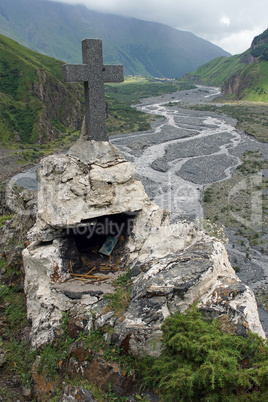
[10,85,268,335]
[111,86,268,335]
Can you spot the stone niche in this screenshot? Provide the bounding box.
[22,139,266,352]
[58,211,138,277]
[23,139,152,348]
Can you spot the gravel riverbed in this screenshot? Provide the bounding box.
[111,86,268,335]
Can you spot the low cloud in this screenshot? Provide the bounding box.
[48,0,267,54]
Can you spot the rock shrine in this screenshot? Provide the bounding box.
[22,39,265,353]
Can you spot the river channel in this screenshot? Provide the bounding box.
[111,85,268,335]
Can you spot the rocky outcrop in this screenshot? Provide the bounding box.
[28,139,149,243]
[223,30,268,98]
[33,69,83,143]
[22,136,266,355]
[112,239,265,357]
[223,70,255,98]
[0,188,36,270]
[251,29,268,50]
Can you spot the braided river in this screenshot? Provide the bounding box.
[111,86,268,335]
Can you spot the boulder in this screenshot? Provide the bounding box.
[65,341,135,396]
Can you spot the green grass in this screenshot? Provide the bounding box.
[202,150,268,253]
[103,271,132,317]
[0,283,37,387]
[0,34,63,81]
[183,54,245,86]
[0,214,13,227]
[244,61,268,102]
[0,34,76,146]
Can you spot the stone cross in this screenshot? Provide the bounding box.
[62,39,124,141]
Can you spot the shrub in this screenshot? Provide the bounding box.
[140,306,268,401]
[203,188,213,203]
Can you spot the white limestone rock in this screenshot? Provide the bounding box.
[23,239,73,348]
[67,136,124,166]
[90,162,135,184]
[28,152,149,238]
[22,238,113,349]
[112,239,265,357]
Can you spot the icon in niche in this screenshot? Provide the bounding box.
[99,236,119,256]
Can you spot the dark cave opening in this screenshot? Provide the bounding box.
[61,212,138,276]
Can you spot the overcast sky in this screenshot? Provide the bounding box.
[49,0,267,55]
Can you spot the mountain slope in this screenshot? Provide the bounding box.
[0,34,83,145]
[0,33,187,148]
[0,0,230,78]
[184,29,268,102]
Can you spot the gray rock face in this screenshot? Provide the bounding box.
[28,140,148,242]
[112,239,265,357]
[22,139,265,354]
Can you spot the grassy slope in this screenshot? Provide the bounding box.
[244,61,268,102]
[184,54,244,86]
[0,34,68,145]
[184,47,268,102]
[0,34,63,80]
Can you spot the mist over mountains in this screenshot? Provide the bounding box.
[0,0,230,78]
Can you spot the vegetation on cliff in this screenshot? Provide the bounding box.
[183,29,268,102]
[0,33,83,145]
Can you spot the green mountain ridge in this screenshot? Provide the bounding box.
[0,33,188,151]
[0,0,230,78]
[183,29,268,102]
[0,33,84,145]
